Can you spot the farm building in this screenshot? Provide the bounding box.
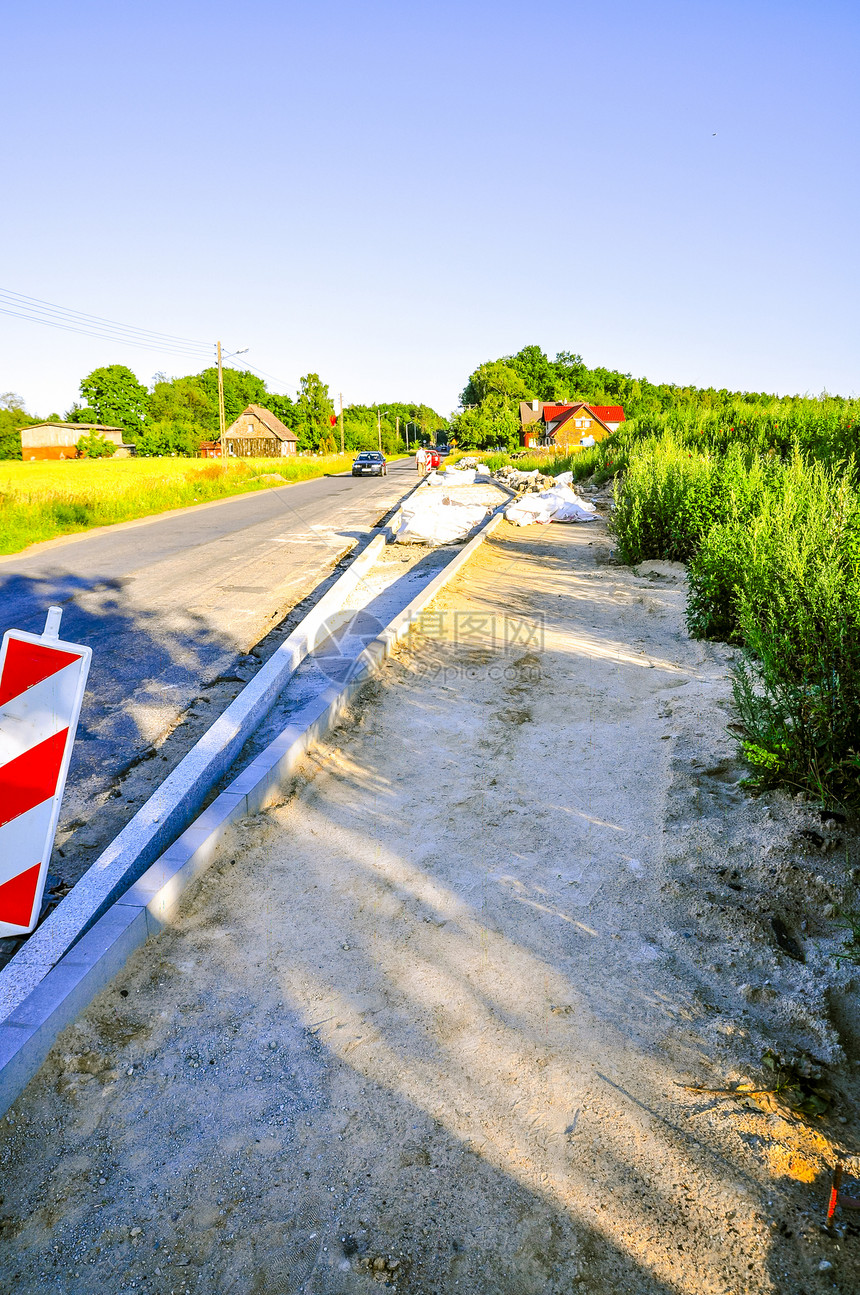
[223,404,297,457]
[518,401,625,449]
[19,423,135,460]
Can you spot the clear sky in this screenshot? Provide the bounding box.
[2,0,858,418]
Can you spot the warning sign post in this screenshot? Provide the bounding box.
[0,607,91,937]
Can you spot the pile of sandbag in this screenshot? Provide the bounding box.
[493,465,557,493]
[395,493,489,545]
[504,483,598,526]
[439,466,476,485]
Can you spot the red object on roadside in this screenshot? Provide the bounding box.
[0,612,91,935]
[330,415,337,426]
[426,449,441,470]
[826,1163,860,1224]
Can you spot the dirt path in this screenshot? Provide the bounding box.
[1,520,857,1294]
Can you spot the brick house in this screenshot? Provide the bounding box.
[19,423,135,460]
[518,401,625,449]
[222,404,298,457]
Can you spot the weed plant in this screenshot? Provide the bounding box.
[611,432,860,805]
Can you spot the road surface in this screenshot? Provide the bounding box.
[0,460,417,886]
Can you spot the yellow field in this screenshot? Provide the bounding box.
[0,454,363,555]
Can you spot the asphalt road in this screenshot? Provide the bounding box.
[0,459,417,840]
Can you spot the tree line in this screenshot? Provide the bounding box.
[0,366,448,459]
[451,344,860,450]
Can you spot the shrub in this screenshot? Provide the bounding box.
[730,460,860,802]
[135,420,204,457]
[75,430,117,458]
[610,434,719,564]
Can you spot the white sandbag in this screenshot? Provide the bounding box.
[553,470,573,484]
[505,496,557,526]
[442,467,476,484]
[579,435,596,448]
[505,484,598,526]
[551,498,598,522]
[396,493,489,545]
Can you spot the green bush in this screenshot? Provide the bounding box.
[730,461,860,802]
[75,430,117,459]
[610,435,720,564]
[135,420,203,457]
[612,428,860,803]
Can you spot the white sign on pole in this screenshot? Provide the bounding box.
[0,608,91,937]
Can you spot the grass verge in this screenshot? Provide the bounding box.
[0,455,401,555]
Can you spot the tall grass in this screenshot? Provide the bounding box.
[611,432,860,805]
[451,445,609,481]
[0,454,363,554]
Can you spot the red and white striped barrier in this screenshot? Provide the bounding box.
[0,607,91,938]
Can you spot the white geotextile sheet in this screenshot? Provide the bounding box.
[441,467,476,484]
[505,483,598,526]
[395,492,490,545]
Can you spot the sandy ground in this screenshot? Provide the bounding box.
[1,519,859,1294]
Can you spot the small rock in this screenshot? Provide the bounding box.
[819,1259,833,1272]
[130,1226,142,1237]
[127,1068,133,1077]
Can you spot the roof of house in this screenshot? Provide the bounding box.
[541,403,580,425]
[25,422,126,433]
[590,406,625,424]
[226,404,296,442]
[519,401,543,426]
[549,404,613,438]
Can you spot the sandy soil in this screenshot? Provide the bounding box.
[1,519,859,1294]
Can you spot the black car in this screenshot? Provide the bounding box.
[352,451,388,477]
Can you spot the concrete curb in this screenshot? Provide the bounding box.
[0,533,389,1023]
[0,508,506,1118]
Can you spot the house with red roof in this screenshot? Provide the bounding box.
[518,400,625,449]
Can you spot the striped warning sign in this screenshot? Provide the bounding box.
[0,609,91,937]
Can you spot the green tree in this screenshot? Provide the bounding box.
[460,360,533,407]
[78,365,150,437]
[136,420,204,457]
[195,367,269,431]
[76,430,117,458]
[265,392,296,429]
[293,373,335,451]
[0,405,39,460]
[149,374,213,429]
[65,402,101,424]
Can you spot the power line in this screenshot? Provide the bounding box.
[0,287,214,359]
[0,285,302,393]
[240,359,299,395]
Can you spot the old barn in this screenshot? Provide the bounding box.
[223,405,297,457]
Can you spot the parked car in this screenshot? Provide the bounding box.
[352,451,388,477]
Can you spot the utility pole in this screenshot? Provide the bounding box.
[396,414,400,449]
[339,393,344,455]
[377,408,382,453]
[217,341,226,462]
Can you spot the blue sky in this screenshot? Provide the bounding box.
[2,0,858,417]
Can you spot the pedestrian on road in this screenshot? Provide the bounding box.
[416,446,427,475]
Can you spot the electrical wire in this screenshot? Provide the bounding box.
[0,287,214,359]
[240,359,299,395]
[0,286,300,393]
